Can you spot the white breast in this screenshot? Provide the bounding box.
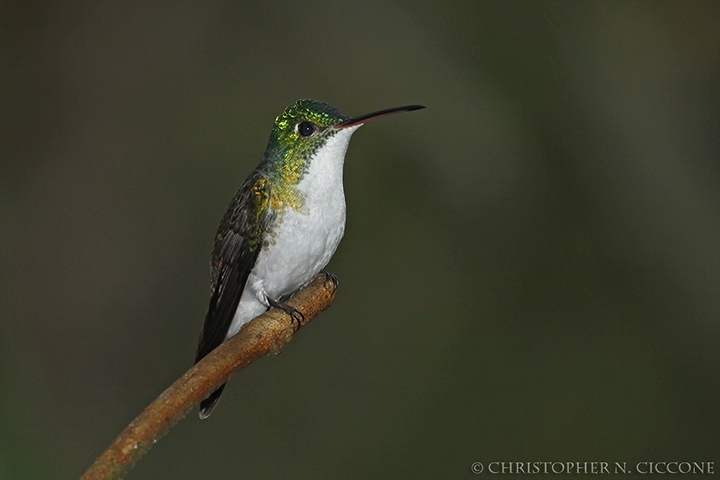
[226,125,361,337]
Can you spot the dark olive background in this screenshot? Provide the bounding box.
[1,1,719,478]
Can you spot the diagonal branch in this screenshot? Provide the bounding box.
[80,274,338,480]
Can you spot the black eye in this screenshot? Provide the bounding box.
[297,121,315,137]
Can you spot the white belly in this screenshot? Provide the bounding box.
[249,194,346,300]
[225,125,358,338]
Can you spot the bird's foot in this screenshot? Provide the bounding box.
[321,271,339,292]
[268,297,305,327]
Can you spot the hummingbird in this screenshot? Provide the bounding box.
[195,99,424,418]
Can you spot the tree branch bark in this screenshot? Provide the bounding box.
[80,274,338,480]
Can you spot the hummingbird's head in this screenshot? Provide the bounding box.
[263,99,349,165]
[263,99,425,165]
[259,99,424,209]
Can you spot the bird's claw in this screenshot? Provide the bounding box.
[321,271,339,292]
[268,297,304,327]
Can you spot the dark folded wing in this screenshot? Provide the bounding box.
[195,170,271,363]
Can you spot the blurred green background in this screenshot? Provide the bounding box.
[1,1,719,478]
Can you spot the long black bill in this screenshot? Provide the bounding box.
[336,104,425,128]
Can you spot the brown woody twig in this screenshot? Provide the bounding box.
[80,274,338,480]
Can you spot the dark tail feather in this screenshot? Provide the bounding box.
[199,384,226,419]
